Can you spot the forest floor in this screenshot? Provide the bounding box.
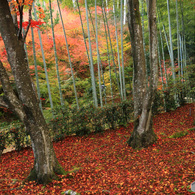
[0,103,194,194]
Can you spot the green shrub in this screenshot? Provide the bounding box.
[50,105,71,141]
[164,88,177,111]
[184,64,195,100]
[49,100,134,139]
[0,122,31,153]
[88,106,104,133]
[0,132,6,153]
[72,106,91,136]
[0,100,133,152]
[0,100,133,153]
[104,105,118,129]
[152,90,164,115]
[9,123,31,151]
[119,100,133,124]
[0,107,18,121]
[10,127,24,151]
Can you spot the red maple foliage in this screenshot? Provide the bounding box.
[0,103,194,194]
[20,20,45,29]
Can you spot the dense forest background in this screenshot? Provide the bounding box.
[0,0,194,112]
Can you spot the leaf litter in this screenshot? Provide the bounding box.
[0,103,194,194]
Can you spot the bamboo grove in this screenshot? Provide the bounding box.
[0,0,194,113]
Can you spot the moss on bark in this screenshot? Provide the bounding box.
[54,161,68,175]
[127,128,157,149]
[26,167,37,182]
[25,161,67,185]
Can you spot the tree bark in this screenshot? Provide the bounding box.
[127,0,157,149]
[0,0,65,184]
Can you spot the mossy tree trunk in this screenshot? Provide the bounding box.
[0,0,66,184]
[127,0,158,149]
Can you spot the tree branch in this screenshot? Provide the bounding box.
[7,0,19,32]
[18,5,23,39]
[0,96,9,108]
[0,60,25,121]
[23,5,32,41]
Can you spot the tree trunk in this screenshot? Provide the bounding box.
[127,0,157,149]
[0,0,65,184]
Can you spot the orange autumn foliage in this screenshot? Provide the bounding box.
[1,2,131,81]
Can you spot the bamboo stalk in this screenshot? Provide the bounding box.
[33,3,54,113]
[120,0,126,99]
[84,0,98,107]
[31,26,43,112]
[95,0,103,107]
[102,2,114,103]
[57,0,79,109]
[49,0,64,106]
[103,2,121,98]
[113,0,123,101]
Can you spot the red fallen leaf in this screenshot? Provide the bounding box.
[0,103,194,194]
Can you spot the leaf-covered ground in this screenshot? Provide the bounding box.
[0,103,194,194]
